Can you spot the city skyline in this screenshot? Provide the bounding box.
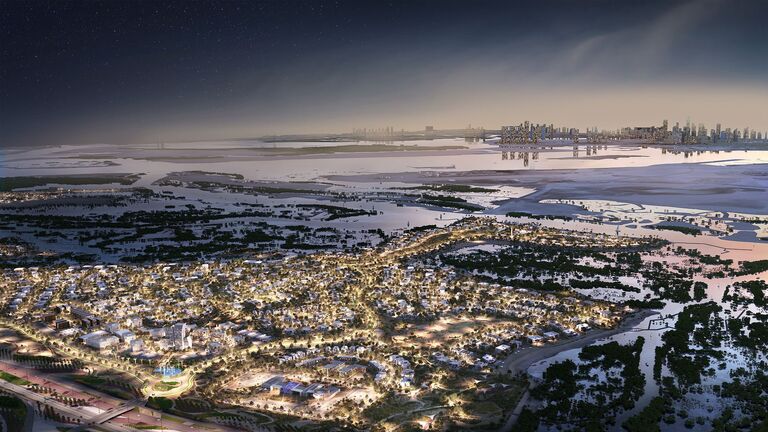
[2,0,768,147]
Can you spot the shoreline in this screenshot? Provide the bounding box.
[499,308,658,375]
[498,309,659,431]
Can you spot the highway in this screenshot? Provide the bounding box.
[0,359,241,432]
[68,399,145,432]
[0,378,134,432]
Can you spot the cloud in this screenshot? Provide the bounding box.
[560,0,725,79]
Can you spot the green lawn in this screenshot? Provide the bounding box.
[154,381,180,392]
[363,398,421,422]
[129,423,167,430]
[0,371,30,386]
[71,375,135,400]
[465,401,502,416]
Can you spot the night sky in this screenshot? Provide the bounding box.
[2,0,767,147]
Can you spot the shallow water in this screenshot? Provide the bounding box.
[3,140,768,184]
[2,140,767,430]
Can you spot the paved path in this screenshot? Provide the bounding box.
[382,401,439,422]
[500,387,530,432]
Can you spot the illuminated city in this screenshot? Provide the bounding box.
[1,1,767,432]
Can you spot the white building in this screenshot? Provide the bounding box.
[114,329,135,344]
[130,339,144,354]
[81,331,119,350]
[169,323,193,350]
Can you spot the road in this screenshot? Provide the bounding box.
[500,309,658,375]
[499,387,530,432]
[0,359,241,432]
[0,377,134,432]
[68,400,145,432]
[498,309,658,431]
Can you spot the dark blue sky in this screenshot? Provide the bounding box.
[2,0,767,146]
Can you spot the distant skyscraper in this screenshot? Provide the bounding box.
[697,124,707,143]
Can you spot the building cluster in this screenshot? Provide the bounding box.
[351,126,401,141]
[379,265,618,366]
[622,119,767,144]
[0,259,361,362]
[499,119,768,145]
[265,344,391,382]
[260,375,342,400]
[353,218,636,375]
[0,216,653,426]
[500,122,580,145]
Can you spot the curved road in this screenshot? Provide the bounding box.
[499,309,658,432]
[500,309,657,375]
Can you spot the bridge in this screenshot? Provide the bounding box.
[68,399,146,431]
[0,378,139,431]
